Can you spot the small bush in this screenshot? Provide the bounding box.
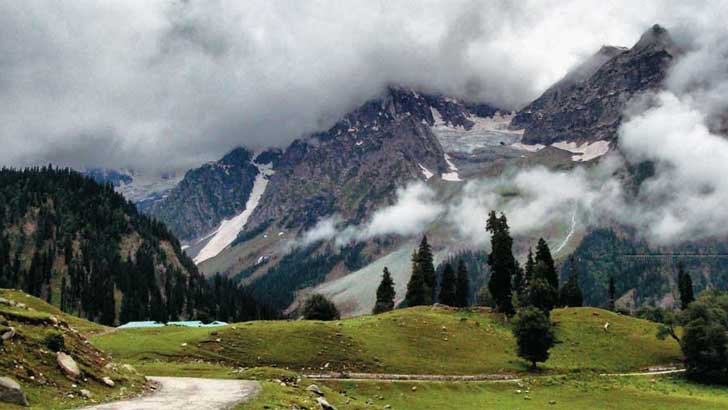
[302,294,340,321]
[43,332,66,352]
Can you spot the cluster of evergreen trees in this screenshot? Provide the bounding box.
[484,211,583,317]
[0,167,275,325]
[399,236,470,309]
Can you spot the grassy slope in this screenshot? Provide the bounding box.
[322,375,728,410]
[0,289,146,410]
[93,306,681,376]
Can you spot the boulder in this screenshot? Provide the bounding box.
[0,376,29,406]
[1,327,16,341]
[316,397,337,410]
[80,389,92,399]
[306,384,324,396]
[57,352,81,380]
[102,377,115,387]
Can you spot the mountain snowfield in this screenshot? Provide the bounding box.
[194,158,275,264]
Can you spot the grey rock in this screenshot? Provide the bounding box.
[316,397,337,410]
[80,389,93,399]
[0,376,29,406]
[306,384,324,396]
[1,327,16,341]
[102,376,115,387]
[57,352,81,380]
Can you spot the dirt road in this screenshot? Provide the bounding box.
[79,377,260,410]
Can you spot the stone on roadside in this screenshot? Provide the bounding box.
[102,377,115,387]
[307,384,324,396]
[1,327,16,341]
[316,397,337,410]
[0,377,29,406]
[80,389,92,399]
[57,352,81,380]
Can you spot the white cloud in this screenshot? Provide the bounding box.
[0,0,701,171]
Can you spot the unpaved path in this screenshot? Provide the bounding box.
[305,367,685,382]
[79,377,260,410]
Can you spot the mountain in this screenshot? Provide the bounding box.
[82,167,183,211]
[511,24,678,145]
[0,167,272,325]
[141,24,727,317]
[147,147,264,242]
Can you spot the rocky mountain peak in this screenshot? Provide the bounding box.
[512,23,677,145]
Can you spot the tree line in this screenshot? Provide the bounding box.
[0,166,276,325]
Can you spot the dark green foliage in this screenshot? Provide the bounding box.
[42,332,66,352]
[524,249,535,283]
[405,250,430,307]
[247,242,368,311]
[513,307,556,369]
[677,263,695,310]
[0,166,273,325]
[230,219,272,247]
[607,276,616,311]
[486,211,516,315]
[373,267,396,314]
[559,258,583,307]
[438,263,456,306]
[417,236,436,301]
[436,251,488,306]
[562,228,724,308]
[302,294,340,321]
[455,260,470,308]
[525,278,559,314]
[535,238,558,289]
[678,291,728,384]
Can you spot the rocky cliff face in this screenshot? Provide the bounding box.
[148,147,260,241]
[512,24,678,145]
[245,87,479,232]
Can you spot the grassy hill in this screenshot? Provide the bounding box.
[92,306,681,376]
[0,289,147,409]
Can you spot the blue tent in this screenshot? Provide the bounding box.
[117,321,164,329]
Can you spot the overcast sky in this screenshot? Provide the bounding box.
[0,0,719,172]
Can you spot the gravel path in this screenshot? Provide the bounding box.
[79,377,260,410]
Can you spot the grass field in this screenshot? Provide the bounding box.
[320,375,728,410]
[93,306,681,376]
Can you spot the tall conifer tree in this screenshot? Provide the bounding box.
[677,263,695,310]
[487,211,516,315]
[438,263,456,306]
[455,260,470,308]
[535,238,558,289]
[417,236,436,301]
[374,267,396,314]
[405,250,429,306]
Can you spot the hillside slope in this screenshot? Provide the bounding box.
[92,306,681,376]
[0,289,147,409]
[0,167,270,325]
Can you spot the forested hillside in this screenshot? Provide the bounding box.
[0,167,274,325]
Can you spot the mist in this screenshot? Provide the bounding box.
[0,0,687,172]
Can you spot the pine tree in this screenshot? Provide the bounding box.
[455,259,470,308]
[405,250,429,306]
[438,263,456,306]
[486,211,515,315]
[513,307,556,369]
[302,294,340,321]
[525,277,559,314]
[524,248,535,284]
[512,262,526,302]
[535,238,558,289]
[417,236,436,301]
[607,276,616,311]
[559,258,583,307]
[373,267,396,314]
[677,263,695,310]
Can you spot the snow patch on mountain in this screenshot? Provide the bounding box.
[194,160,274,264]
[431,110,524,154]
[441,154,462,181]
[418,163,434,180]
[552,140,611,162]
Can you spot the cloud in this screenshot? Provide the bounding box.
[295,182,444,247]
[0,0,694,171]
